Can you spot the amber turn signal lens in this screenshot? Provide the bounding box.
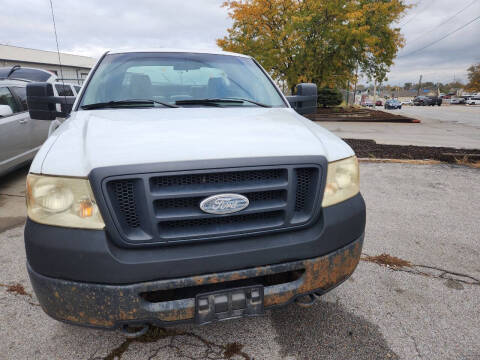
[79,199,94,218]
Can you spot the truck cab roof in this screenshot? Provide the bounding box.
[106,48,251,58]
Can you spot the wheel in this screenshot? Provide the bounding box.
[399,106,402,109]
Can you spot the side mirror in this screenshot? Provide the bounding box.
[0,104,13,117]
[286,83,317,115]
[26,82,76,120]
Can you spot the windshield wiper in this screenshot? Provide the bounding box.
[175,98,271,108]
[81,99,178,110]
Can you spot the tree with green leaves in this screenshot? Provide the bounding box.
[217,0,408,92]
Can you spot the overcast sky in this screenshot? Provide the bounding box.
[1,0,479,86]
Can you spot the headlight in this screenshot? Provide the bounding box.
[26,174,105,229]
[322,156,360,207]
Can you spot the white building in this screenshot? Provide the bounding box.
[0,44,96,84]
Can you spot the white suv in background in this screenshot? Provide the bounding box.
[467,96,480,105]
[53,83,82,97]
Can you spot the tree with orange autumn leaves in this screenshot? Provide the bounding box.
[217,0,408,92]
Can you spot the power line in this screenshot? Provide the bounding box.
[408,0,478,44]
[399,14,480,58]
[399,0,428,28]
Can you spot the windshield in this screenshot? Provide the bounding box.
[79,52,286,108]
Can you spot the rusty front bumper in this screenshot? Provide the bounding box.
[28,235,363,329]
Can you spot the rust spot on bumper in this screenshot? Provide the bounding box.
[28,236,363,329]
[265,239,362,307]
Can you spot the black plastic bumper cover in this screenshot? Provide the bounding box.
[25,193,365,284]
[28,234,363,329]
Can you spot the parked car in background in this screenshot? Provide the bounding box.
[53,83,82,96]
[0,65,56,83]
[467,96,480,105]
[53,82,75,97]
[413,96,433,106]
[450,97,465,105]
[52,82,80,113]
[0,66,59,176]
[361,99,374,107]
[375,100,383,106]
[384,99,402,109]
[427,96,442,106]
[401,99,413,106]
[73,84,82,95]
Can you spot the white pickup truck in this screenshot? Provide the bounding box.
[24,49,365,333]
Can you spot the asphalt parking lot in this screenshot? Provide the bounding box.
[1,162,479,359]
[322,105,480,149]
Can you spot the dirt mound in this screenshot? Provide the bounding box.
[306,107,418,123]
[345,139,480,164]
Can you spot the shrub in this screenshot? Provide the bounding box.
[317,88,343,107]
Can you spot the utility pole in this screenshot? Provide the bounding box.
[353,64,359,105]
[417,75,423,96]
[346,80,350,106]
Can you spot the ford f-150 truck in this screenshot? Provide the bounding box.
[24,49,365,333]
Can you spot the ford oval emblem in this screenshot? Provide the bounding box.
[200,194,249,215]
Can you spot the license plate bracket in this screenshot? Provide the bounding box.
[195,285,264,325]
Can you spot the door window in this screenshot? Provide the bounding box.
[0,87,21,115]
[55,84,74,96]
[10,86,28,111]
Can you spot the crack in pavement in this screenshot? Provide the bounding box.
[397,320,423,360]
[97,326,251,360]
[361,253,480,286]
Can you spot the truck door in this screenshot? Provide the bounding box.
[0,86,30,172]
[10,86,51,150]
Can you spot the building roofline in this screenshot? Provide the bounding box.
[0,43,95,60]
[0,57,92,70]
[0,44,97,68]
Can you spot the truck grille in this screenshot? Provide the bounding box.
[103,165,322,245]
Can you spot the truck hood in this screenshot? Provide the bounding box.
[35,107,354,177]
